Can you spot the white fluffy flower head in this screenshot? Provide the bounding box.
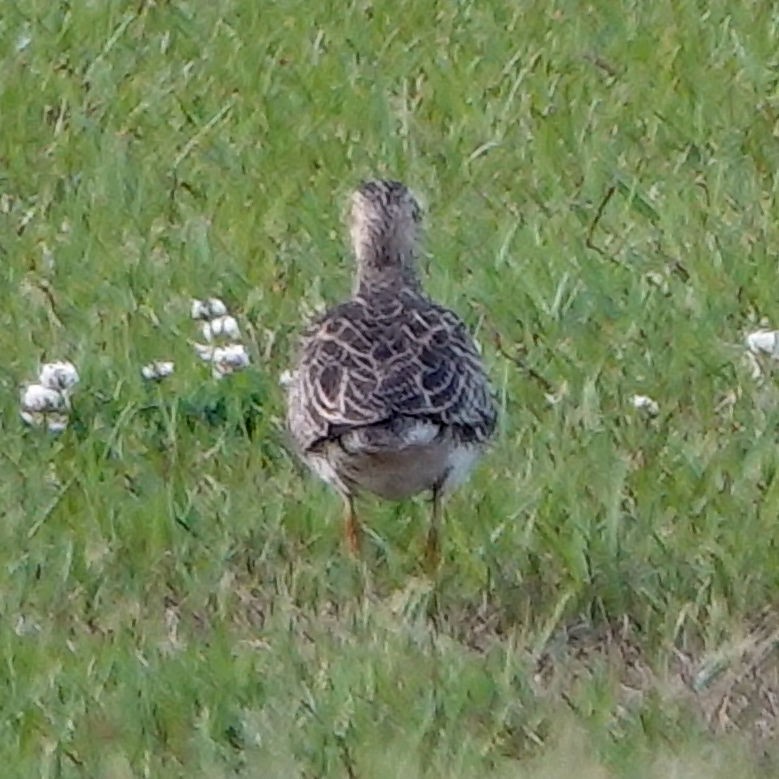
[191,297,228,321]
[38,361,79,393]
[201,315,241,343]
[141,361,175,381]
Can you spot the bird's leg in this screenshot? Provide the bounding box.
[343,494,361,556]
[424,487,443,572]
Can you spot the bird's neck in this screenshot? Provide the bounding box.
[353,246,421,296]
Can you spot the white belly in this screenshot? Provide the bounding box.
[310,437,483,501]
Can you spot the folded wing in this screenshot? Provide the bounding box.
[287,294,496,453]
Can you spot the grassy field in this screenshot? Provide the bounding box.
[3,0,779,775]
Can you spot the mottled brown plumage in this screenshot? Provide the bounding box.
[286,180,496,564]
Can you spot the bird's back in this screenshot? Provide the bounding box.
[287,285,496,457]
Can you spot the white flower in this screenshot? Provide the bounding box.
[631,394,660,416]
[201,315,240,342]
[20,384,70,432]
[211,344,250,379]
[38,361,79,393]
[207,297,228,318]
[21,384,67,413]
[746,330,779,358]
[141,361,175,381]
[191,297,228,321]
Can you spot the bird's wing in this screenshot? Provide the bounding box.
[286,297,496,452]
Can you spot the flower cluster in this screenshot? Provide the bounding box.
[139,298,250,384]
[20,361,79,432]
[191,297,250,379]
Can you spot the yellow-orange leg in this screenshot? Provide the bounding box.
[344,495,362,556]
[424,488,443,572]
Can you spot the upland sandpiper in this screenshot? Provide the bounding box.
[285,180,496,565]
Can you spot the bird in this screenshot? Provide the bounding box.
[285,179,496,567]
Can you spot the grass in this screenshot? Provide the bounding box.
[2,0,779,775]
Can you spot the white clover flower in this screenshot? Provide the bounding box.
[21,362,78,432]
[201,315,240,343]
[20,384,69,431]
[631,394,660,417]
[141,361,175,381]
[21,384,67,413]
[191,297,228,321]
[207,297,228,318]
[38,361,79,393]
[744,329,779,380]
[746,330,779,358]
[211,344,250,379]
